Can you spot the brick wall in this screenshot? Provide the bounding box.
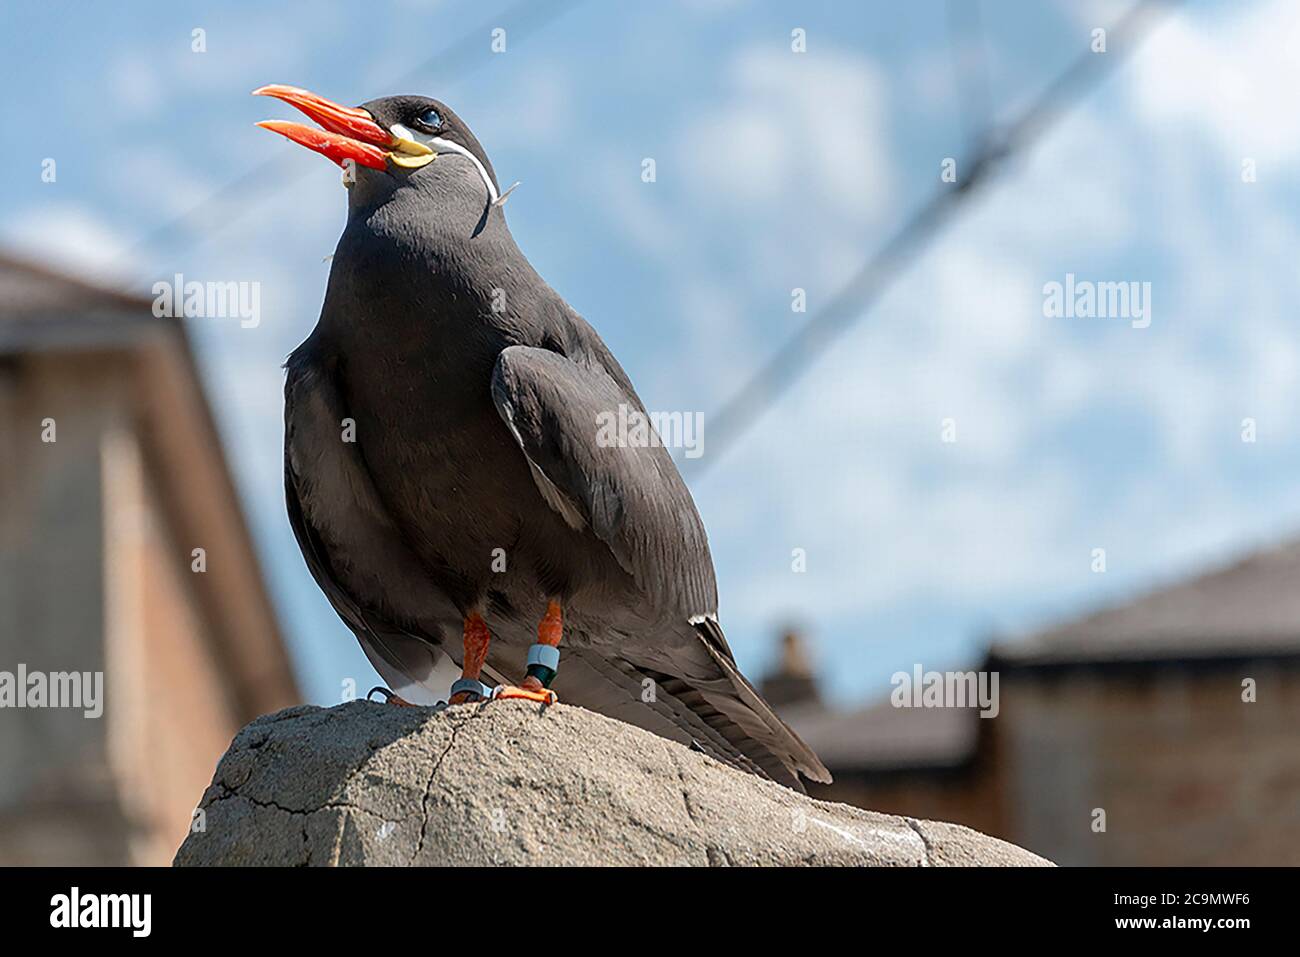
[995,663,1300,865]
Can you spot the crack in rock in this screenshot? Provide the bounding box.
[904,817,934,867]
[411,707,480,864]
[207,785,400,866]
[669,747,701,828]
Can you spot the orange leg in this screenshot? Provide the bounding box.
[448,613,492,704]
[521,600,562,692]
[494,600,562,705]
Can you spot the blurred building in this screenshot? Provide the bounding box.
[773,544,1300,865]
[760,628,824,711]
[0,253,298,865]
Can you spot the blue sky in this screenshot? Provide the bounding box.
[4,0,1299,706]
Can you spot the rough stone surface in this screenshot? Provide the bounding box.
[173,700,1052,867]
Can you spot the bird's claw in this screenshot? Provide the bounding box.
[447,689,488,705]
[367,686,414,706]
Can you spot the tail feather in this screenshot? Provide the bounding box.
[550,619,832,791]
[548,650,775,779]
[692,619,832,786]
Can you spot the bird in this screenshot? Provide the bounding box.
[256,84,831,791]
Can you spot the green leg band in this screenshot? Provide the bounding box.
[525,663,557,688]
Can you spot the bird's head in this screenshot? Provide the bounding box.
[254,85,503,211]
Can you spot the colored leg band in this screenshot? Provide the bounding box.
[449,677,491,700]
[525,643,560,687]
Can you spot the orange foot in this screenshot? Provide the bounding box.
[492,679,558,706]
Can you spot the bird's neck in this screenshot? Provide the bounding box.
[318,197,538,354]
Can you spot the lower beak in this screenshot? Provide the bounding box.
[255,118,390,170]
[253,84,432,171]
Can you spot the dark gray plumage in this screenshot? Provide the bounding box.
[279,93,830,790]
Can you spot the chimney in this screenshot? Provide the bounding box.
[759,627,822,710]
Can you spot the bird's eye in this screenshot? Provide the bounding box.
[417,108,442,129]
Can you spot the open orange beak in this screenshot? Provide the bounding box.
[253,84,395,171]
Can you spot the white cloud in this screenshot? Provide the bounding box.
[1,203,136,282]
[593,41,900,415]
[683,46,892,220]
[1129,0,1300,166]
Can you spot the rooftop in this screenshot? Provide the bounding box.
[991,538,1300,668]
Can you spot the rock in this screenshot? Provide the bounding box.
[173,699,1051,867]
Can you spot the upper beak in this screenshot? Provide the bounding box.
[253,84,433,171]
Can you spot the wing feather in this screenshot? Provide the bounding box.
[284,346,451,704]
[491,345,716,618]
[490,344,830,787]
